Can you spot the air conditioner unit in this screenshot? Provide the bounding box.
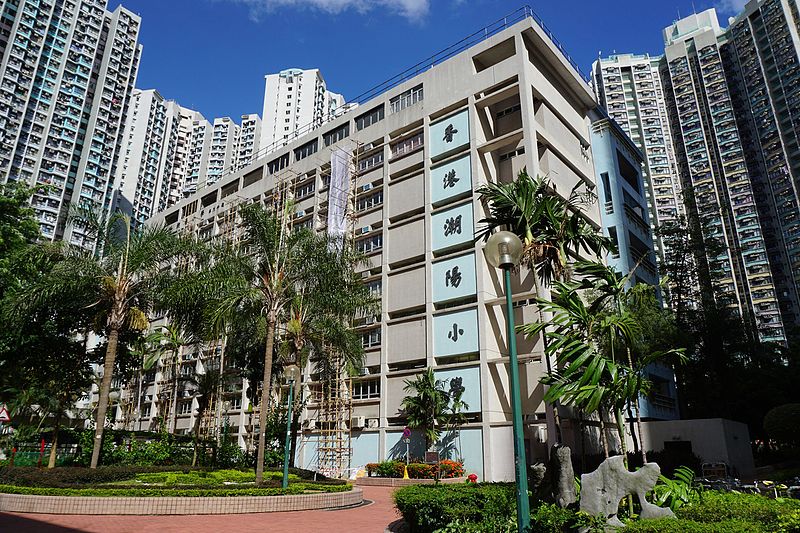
[367,418,379,429]
[295,210,305,218]
[304,419,317,430]
[351,416,366,429]
[358,225,372,235]
[362,142,374,151]
[359,183,372,192]
[359,367,370,376]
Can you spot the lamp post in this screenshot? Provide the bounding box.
[282,364,301,489]
[484,230,530,532]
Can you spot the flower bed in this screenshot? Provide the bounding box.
[365,460,465,479]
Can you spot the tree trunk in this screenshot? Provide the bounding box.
[255,314,277,485]
[598,409,609,459]
[532,273,562,449]
[170,352,179,434]
[192,407,203,467]
[90,327,119,469]
[634,398,647,463]
[48,414,60,469]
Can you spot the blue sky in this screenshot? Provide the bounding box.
[109,0,747,121]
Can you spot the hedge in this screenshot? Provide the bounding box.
[675,491,800,530]
[0,482,352,497]
[0,466,338,489]
[394,483,515,533]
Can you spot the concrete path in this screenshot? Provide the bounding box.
[0,486,404,533]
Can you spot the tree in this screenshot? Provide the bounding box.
[18,212,194,468]
[0,182,40,293]
[400,368,450,452]
[150,324,193,434]
[476,171,611,445]
[180,203,372,484]
[190,369,221,466]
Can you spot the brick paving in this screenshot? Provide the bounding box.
[0,486,403,533]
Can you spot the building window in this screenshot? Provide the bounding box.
[499,147,525,161]
[295,181,315,199]
[356,233,383,254]
[365,279,382,296]
[390,84,423,114]
[352,379,381,400]
[355,105,385,130]
[141,405,151,418]
[361,328,381,348]
[390,132,423,157]
[358,151,384,173]
[294,139,318,161]
[179,402,193,415]
[228,397,242,410]
[323,123,350,146]
[356,190,383,212]
[495,104,521,118]
[267,153,289,174]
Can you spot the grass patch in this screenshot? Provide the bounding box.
[121,469,299,486]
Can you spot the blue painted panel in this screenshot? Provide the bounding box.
[351,432,380,469]
[430,109,470,159]
[436,428,484,480]
[434,365,481,412]
[297,434,319,471]
[431,154,472,206]
[386,429,426,461]
[432,253,477,304]
[433,308,479,358]
[431,202,474,252]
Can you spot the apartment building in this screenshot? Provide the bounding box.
[592,54,684,267]
[260,68,346,154]
[590,113,678,420]
[205,117,239,187]
[0,0,141,250]
[129,12,671,481]
[235,113,261,170]
[183,116,212,197]
[661,8,789,343]
[722,0,800,336]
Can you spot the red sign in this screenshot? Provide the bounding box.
[0,406,9,423]
[402,427,411,439]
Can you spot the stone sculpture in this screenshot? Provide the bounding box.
[579,455,675,529]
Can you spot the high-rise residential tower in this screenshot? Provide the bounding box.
[0,0,142,250]
[205,117,239,187]
[592,54,684,266]
[660,8,788,343]
[236,113,261,170]
[260,68,345,153]
[722,0,800,335]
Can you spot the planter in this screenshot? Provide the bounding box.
[0,488,363,515]
[355,477,466,487]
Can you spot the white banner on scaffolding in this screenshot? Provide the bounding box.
[327,148,350,247]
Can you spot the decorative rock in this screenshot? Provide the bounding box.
[579,455,675,529]
[549,444,576,508]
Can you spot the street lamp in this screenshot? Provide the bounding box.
[484,230,530,532]
[282,364,301,489]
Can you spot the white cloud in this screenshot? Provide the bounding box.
[222,0,430,22]
[714,0,748,15]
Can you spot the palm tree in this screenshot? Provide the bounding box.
[400,368,450,452]
[189,369,221,466]
[24,211,194,468]
[149,324,193,434]
[476,170,612,445]
[182,202,372,484]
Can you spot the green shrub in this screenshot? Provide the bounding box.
[407,463,435,479]
[677,491,800,529]
[764,404,800,446]
[776,508,800,533]
[0,482,351,497]
[376,460,406,478]
[530,503,604,532]
[620,518,768,532]
[434,516,516,532]
[0,465,199,487]
[651,465,702,512]
[394,483,515,533]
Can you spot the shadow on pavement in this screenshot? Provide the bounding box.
[0,513,87,532]
[385,518,409,532]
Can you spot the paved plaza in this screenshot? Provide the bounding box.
[0,486,400,532]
